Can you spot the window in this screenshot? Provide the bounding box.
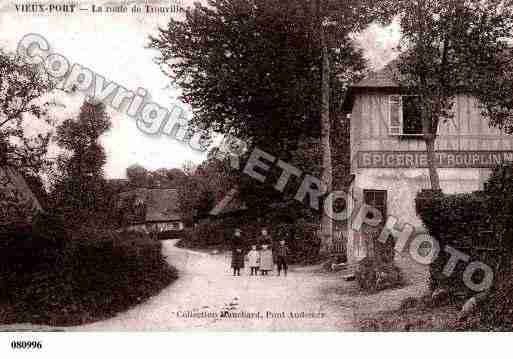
[389,95,423,136]
[363,190,387,225]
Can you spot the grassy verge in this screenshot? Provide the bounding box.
[357,294,480,331]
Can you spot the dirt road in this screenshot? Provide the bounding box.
[76,240,355,331]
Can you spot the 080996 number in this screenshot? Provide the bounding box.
[11,341,42,350]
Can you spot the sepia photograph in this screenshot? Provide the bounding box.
[0,0,513,354]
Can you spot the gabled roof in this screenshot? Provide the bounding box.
[0,166,42,225]
[346,46,512,99]
[352,60,401,88]
[119,188,181,223]
[342,60,401,112]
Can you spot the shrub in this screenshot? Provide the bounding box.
[0,221,177,326]
[415,162,513,329]
[271,221,320,264]
[178,219,321,264]
[178,222,227,249]
[474,163,513,330]
[415,190,494,292]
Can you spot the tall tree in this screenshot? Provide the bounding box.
[51,100,112,224]
[295,0,394,252]
[150,0,323,152]
[149,0,391,252]
[396,0,513,190]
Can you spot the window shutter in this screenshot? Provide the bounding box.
[389,95,402,135]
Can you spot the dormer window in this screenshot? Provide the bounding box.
[389,95,424,136]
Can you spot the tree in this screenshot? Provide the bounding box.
[126,164,150,188]
[151,167,187,188]
[0,51,53,173]
[177,174,214,226]
[51,100,112,224]
[396,0,513,190]
[149,0,323,153]
[149,0,391,252]
[299,0,394,252]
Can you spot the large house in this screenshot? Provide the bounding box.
[119,188,184,237]
[342,63,513,263]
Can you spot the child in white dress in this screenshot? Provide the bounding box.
[247,245,260,276]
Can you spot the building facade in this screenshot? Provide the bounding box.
[343,65,513,263]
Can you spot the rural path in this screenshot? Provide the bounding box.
[75,240,356,331]
[0,240,429,332]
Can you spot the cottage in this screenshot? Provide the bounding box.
[343,62,513,264]
[119,188,184,238]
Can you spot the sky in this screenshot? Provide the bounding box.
[0,0,400,178]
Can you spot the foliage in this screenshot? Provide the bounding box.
[355,256,404,292]
[415,163,513,293]
[176,174,214,226]
[50,100,115,226]
[0,224,177,326]
[125,165,188,189]
[148,0,376,153]
[271,221,321,264]
[473,162,513,331]
[415,190,493,291]
[395,0,513,189]
[178,222,227,249]
[0,51,53,173]
[358,296,465,331]
[148,0,392,253]
[126,164,149,187]
[178,218,321,265]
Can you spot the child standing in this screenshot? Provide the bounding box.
[231,247,244,276]
[276,240,289,276]
[259,244,273,275]
[247,245,260,275]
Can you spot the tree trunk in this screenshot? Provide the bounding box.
[421,102,441,191]
[319,27,333,254]
[425,134,441,190]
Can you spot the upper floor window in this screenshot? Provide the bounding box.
[389,95,423,136]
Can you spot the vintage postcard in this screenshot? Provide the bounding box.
[1,0,513,345]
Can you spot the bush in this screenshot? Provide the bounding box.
[415,190,494,292]
[474,163,513,330]
[0,221,177,326]
[177,219,321,264]
[177,222,227,249]
[416,163,513,304]
[272,221,321,264]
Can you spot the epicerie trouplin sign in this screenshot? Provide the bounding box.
[357,151,513,168]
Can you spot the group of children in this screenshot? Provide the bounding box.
[230,228,290,277]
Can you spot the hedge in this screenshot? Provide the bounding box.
[415,163,513,294]
[415,190,495,292]
[0,213,178,326]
